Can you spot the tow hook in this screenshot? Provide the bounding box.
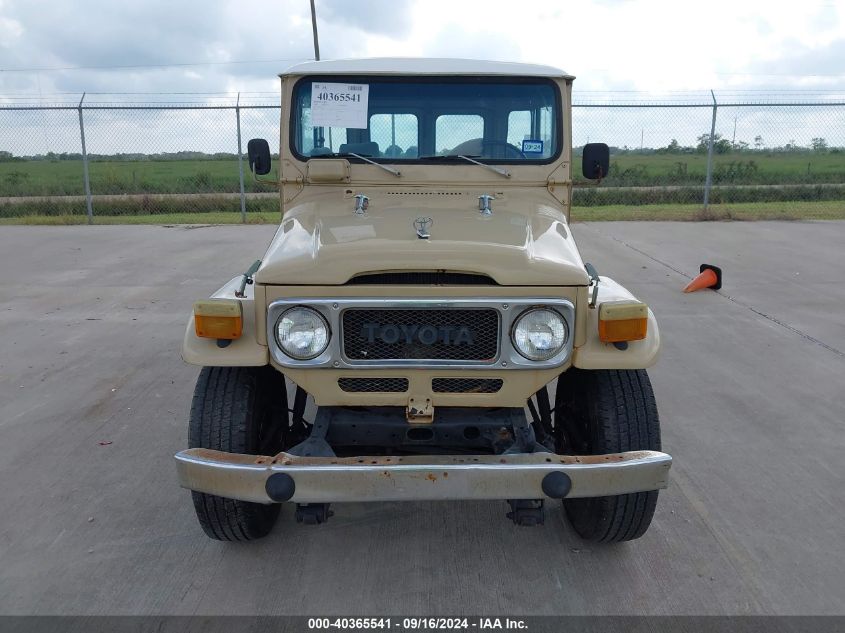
[295,503,333,525]
[506,499,545,526]
[406,397,434,423]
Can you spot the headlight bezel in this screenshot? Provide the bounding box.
[510,307,569,361]
[274,306,331,360]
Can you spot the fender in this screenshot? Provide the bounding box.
[572,276,660,370]
[181,276,268,367]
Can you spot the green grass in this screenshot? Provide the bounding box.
[1,152,844,198]
[1,152,843,222]
[2,201,842,225]
[0,194,280,218]
[0,211,279,225]
[571,200,845,221]
[0,159,265,197]
[571,183,845,206]
[606,152,845,186]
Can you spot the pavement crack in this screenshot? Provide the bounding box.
[740,304,844,357]
[599,229,844,359]
[669,468,773,614]
[602,232,693,280]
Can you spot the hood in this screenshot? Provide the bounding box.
[254,192,589,286]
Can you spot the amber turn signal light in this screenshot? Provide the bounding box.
[598,300,648,343]
[194,299,243,340]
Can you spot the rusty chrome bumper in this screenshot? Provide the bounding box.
[174,448,672,504]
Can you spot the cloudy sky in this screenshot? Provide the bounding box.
[1,0,843,156]
[1,0,844,98]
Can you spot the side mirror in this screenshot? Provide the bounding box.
[247,138,272,175]
[582,143,609,180]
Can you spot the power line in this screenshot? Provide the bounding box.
[0,57,313,73]
[711,71,845,78]
[578,89,845,93]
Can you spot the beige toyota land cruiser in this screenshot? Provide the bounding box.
[175,58,671,542]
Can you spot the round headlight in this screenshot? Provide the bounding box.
[512,308,568,361]
[275,307,330,360]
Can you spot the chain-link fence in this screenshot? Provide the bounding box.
[1,91,843,222]
[571,92,845,212]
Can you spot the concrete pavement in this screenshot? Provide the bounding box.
[0,222,842,615]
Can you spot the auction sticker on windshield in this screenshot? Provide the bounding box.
[311,83,369,129]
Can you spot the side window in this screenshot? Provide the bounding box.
[369,113,419,157]
[539,106,553,156]
[298,99,314,154]
[508,108,553,157]
[435,114,484,155]
[507,110,531,147]
[297,99,348,154]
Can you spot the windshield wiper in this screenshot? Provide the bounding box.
[418,154,510,178]
[311,152,400,177]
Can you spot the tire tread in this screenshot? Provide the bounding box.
[555,368,661,543]
[188,366,282,542]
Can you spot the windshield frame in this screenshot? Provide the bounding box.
[288,74,563,166]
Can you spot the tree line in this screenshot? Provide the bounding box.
[0,151,279,163]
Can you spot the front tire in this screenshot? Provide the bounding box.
[188,366,288,541]
[553,368,661,542]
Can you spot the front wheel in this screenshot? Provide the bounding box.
[553,368,662,542]
[188,366,289,541]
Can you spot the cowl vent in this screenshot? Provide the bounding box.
[383,191,466,196]
[347,272,498,285]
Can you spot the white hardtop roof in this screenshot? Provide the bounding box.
[281,57,573,79]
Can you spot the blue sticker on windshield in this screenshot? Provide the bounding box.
[522,139,544,154]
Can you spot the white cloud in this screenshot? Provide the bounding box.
[0,4,23,47]
[0,0,842,96]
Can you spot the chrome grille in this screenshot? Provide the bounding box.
[338,377,409,393]
[342,308,499,362]
[432,378,504,393]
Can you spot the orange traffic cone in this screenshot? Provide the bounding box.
[683,264,722,293]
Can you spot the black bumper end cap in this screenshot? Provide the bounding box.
[265,473,296,502]
[541,471,572,499]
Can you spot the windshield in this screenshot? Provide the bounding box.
[291,76,560,163]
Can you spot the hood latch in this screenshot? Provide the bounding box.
[478,194,495,215]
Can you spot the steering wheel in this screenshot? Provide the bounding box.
[481,140,527,159]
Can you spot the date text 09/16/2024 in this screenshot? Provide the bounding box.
[307,618,528,630]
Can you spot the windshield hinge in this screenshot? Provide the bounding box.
[546,163,572,207]
[281,159,306,205]
[546,162,570,185]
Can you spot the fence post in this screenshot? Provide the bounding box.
[703,90,718,210]
[77,92,94,224]
[236,93,247,224]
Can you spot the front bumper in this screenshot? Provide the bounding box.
[174,448,672,504]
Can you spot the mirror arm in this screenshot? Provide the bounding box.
[571,178,604,189]
[251,168,282,188]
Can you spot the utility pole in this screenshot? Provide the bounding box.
[77,92,93,224]
[310,0,320,60]
[703,90,718,210]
